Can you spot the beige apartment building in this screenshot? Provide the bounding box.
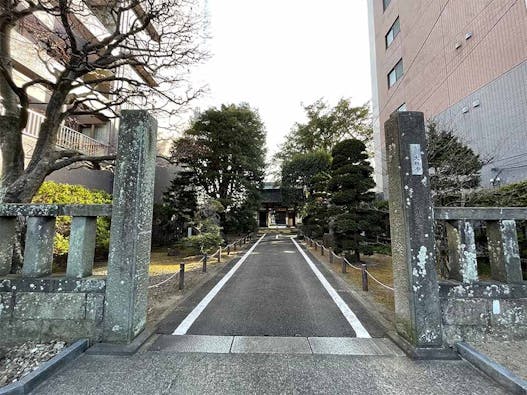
[368,0,527,195]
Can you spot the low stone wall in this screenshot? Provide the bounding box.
[0,276,106,344]
[439,281,527,345]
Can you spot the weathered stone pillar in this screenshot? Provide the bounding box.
[0,217,16,275]
[445,220,478,283]
[67,216,97,278]
[23,216,56,277]
[385,112,443,351]
[487,220,523,283]
[103,110,157,343]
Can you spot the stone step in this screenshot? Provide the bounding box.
[149,335,406,356]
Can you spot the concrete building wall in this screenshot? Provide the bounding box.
[369,0,527,193]
[434,61,527,187]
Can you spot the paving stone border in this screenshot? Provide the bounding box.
[457,342,527,395]
[0,339,88,395]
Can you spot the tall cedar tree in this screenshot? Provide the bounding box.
[162,168,198,240]
[171,104,266,233]
[328,139,377,262]
[427,121,486,206]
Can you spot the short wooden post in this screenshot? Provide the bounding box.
[179,263,185,290]
[227,246,231,255]
[342,258,347,274]
[361,264,369,291]
[321,246,325,256]
[218,246,222,262]
[202,253,208,273]
[233,242,237,251]
[329,250,334,264]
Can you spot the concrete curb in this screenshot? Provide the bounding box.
[457,342,527,395]
[85,327,155,356]
[0,339,89,395]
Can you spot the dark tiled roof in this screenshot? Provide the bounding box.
[260,188,282,203]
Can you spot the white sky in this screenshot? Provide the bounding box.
[187,0,373,160]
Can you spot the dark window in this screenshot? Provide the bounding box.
[383,0,391,11]
[388,59,404,88]
[385,17,400,48]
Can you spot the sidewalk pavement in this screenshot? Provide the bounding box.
[32,350,506,394]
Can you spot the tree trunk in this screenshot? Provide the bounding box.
[354,232,361,263]
[0,19,26,201]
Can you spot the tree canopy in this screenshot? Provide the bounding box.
[328,139,378,260]
[0,0,205,203]
[280,150,331,210]
[171,103,266,233]
[427,121,487,206]
[276,98,372,164]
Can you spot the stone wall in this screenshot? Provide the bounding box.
[0,277,106,344]
[440,281,527,345]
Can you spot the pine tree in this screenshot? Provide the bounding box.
[162,168,199,240]
[427,121,486,206]
[328,139,377,262]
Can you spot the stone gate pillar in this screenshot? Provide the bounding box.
[385,112,444,355]
[103,110,157,343]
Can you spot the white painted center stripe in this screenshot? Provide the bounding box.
[172,233,267,335]
[290,237,371,338]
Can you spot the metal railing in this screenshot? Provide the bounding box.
[23,109,110,156]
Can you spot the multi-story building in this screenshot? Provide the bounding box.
[368,0,527,195]
[2,3,176,197]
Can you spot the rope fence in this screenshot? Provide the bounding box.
[148,232,255,289]
[303,236,394,292]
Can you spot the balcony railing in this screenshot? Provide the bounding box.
[23,109,110,156]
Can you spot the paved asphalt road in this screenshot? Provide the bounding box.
[169,234,378,337]
[32,234,509,394]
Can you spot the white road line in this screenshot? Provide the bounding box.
[172,233,267,335]
[290,237,371,338]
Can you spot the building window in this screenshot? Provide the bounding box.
[388,59,403,88]
[385,17,400,48]
[383,0,391,11]
[397,103,407,112]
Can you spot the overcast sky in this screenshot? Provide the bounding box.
[188,0,373,160]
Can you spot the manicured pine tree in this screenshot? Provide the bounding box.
[162,168,199,240]
[328,139,378,262]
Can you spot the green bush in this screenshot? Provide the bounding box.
[32,181,112,257]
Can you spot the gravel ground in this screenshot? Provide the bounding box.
[470,340,527,380]
[0,341,66,387]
